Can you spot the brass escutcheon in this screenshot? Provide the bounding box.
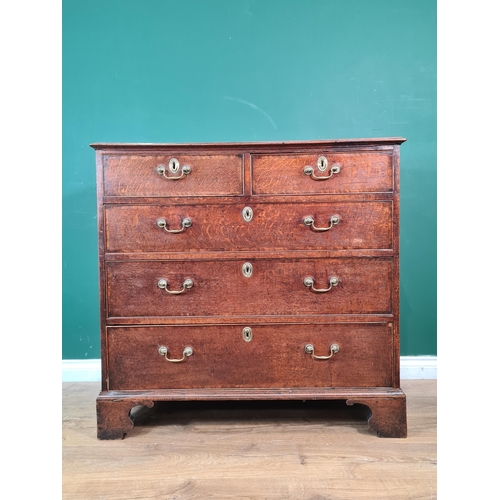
[242,327,253,342]
[317,156,328,172]
[168,158,180,173]
[242,262,253,278]
[242,206,253,222]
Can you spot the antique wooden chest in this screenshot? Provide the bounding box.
[92,138,407,439]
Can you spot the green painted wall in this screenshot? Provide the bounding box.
[62,0,436,359]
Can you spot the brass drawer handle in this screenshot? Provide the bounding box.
[157,278,194,294]
[303,165,340,180]
[303,157,340,181]
[157,217,192,233]
[303,215,340,231]
[303,276,339,293]
[158,345,193,363]
[156,159,192,180]
[305,343,339,360]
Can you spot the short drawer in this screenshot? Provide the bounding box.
[251,152,393,195]
[107,323,394,390]
[106,257,393,318]
[104,201,393,253]
[103,154,244,197]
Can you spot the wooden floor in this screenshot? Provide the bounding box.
[62,380,436,499]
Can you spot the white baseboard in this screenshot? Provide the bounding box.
[62,356,436,382]
[400,356,437,380]
[62,359,102,382]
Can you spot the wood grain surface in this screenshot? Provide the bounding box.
[63,380,435,499]
[251,151,394,195]
[103,154,244,197]
[106,323,393,390]
[104,201,393,253]
[105,258,393,318]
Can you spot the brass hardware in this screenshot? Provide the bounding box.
[317,156,328,172]
[157,217,192,233]
[304,343,340,360]
[168,158,180,173]
[242,262,253,278]
[158,345,193,363]
[157,278,194,294]
[242,327,253,342]
[303,215,340,232]
[156,160,192,180]
[303,276,339,293]
[303,157,341,180]
[242,206,253,222]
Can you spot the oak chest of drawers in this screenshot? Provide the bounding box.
[92,138,407,439]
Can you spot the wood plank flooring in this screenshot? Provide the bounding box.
[62,380,436,499]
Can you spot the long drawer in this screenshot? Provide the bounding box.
[106,258,393,318]
[103,154,244,197]
[251,151,394,195]
[107,324,394,390]
[104,201,393,253]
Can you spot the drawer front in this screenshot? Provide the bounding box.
[107,324,393,390]
[103,154,244,197]
[106,258,393,318]
[252,152,393,194]
[104,201,393,253]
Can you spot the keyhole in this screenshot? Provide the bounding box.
[169,158,180,173]
[242,327,253,342]
[317,156,328,172]
[242,262,253,278]
[242,206,253,222]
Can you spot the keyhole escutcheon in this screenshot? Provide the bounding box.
[242,262,253,278]
[242,327,253,342]
[317,156,328,172]
[242,206,253,222]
